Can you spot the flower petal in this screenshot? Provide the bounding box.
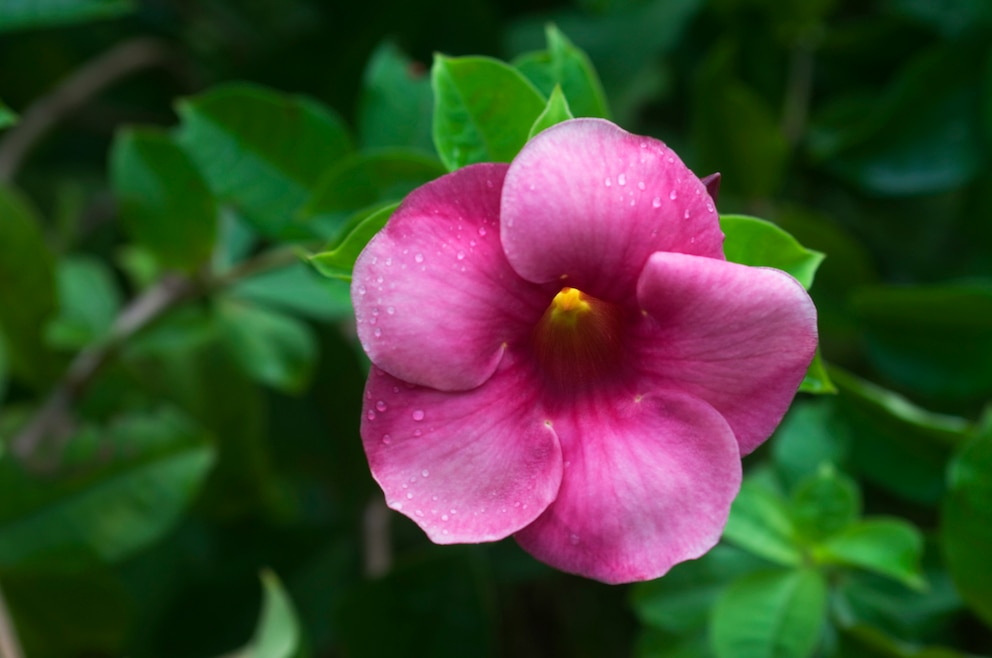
[514,391,741,584]
[352,163,548,391]
[501,119,724,301]
[635,252,818,455]
[362,358,563,544]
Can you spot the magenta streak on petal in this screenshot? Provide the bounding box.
[500,119,725,303]
[514,390,741,584]
[352,163,550,392]
[362,359,563,544]
[635,252,818,455]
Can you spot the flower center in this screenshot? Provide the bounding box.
[533,287,625,393]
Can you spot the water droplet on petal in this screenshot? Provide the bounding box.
[617,173,626,186]
[373,327,382,337]
[669,189,678,200]
[406,492,414,499]
[413,429,422,437]
[637,181,645,190]
[376,400,387,412]
[414,253,424,263]
[684,208,691,219]
[358,286,366,295]
[456,251,465,260]
[569,533,580,545]
[367,410,375,421]
[412,410,425,421]
[386,306,395,315]
[441,514,449,521]
[382,434,392,445]
[478,226,487,236]
[652,197,662,208]
[604,177,611,187]
[421,469,430,477]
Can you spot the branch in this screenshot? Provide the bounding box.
[0,37,181,182]
[0,583,24,658]
[11,246,304,464]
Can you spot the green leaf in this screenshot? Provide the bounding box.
[772,399,851,491]
[0,0,133,31]
[528,85,575,140]
[301,149,444,242]
[431,55,546,171]
[850,282,992,403]
[228,261,352,322]
[817,519,925,589]
[230,570,304,658]
[720,215,825,290]
[0,183,57,387]
[176,83,353,237]
[0,99,16,129]
[216,299,317,393]
[513,24,610,119]
[711,569,827,658]
[308,203,398,282]
[110,127,217,272]
[45,256,123,350]
[791,465,861,544]
[941,409,992,626]
[358,41,434,151]
[723,480,803,567]
[800,350,836,395]
[834,624,974,658]
[0,407,215,572]
[832,367,969,505]
[631,544,768,634]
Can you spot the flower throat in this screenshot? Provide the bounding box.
[532,287,625,394]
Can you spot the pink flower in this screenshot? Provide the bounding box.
[351,119,817,583]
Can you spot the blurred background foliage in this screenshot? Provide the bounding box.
[0,0,991,656]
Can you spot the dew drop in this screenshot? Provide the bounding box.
[386,306,395,315]
[413,429,422,437]
[373,327,382,337]
[366,410,375,421]
[441,514,449,521]
[376,276,383,284]
[652,197,662,208]
[617,173,626,186]
[456,251,465,260]
[376,400,387,412]
[414,253,424,263]
[415,509,424,518]
[684,208,691,219]
[604,177,611,187]
[706,201,715,213]
[406,492,414,499]
[478,226,487,236]
[385,257,392,266]
[358,285,366,295]
[382,434,392,445]
[569,533,581,545]
[637,181,645,190]
[669,189,678,200]
[412,409,425,421]
[421,469,430,478]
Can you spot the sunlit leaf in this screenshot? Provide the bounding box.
[176,83,352,237]
[791,465,861,544]
[45,256,123,350]
[229,261,352,322]
[817,519,926,590]
[711,569,827,658]
[229,570,304,658]
[432,55,546,171]
[723,480,802,567]
[514,24,609,119]
[528,85,575,140]
[308,203,398,282]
